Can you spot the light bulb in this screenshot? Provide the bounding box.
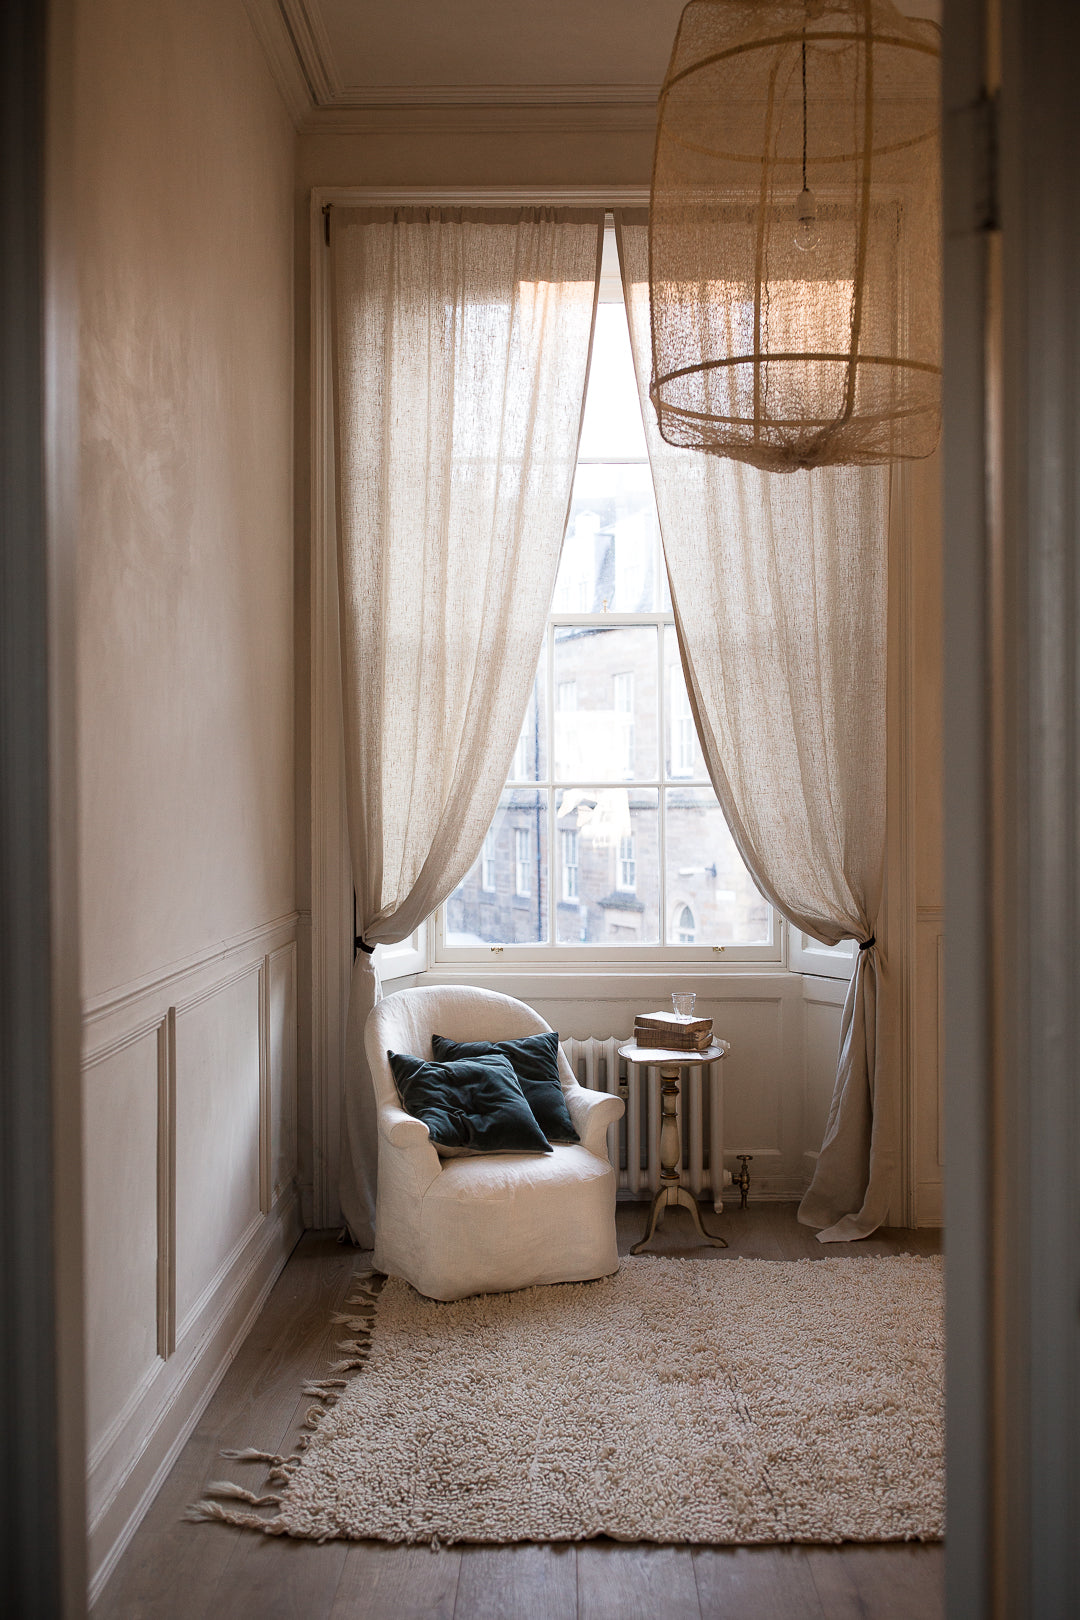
[794,186,819,252]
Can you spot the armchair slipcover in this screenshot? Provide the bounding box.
[364,986,624,1301]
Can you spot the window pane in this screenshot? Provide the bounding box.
[554,463,663,613]
[506,652,547,782]
[578,302,647,460]
[444,790,548,946]
[663,625,709,781]
[664,787,771,944]
[555,788,659,944]
[553,625,657,782]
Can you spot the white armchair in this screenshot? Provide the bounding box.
[364,985,624,1301]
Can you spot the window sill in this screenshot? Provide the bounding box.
[406,962,808,1000]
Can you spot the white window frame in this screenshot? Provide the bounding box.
[787,930,857,981]
[373,930,427,982]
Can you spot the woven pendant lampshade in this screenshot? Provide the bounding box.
[649,0,941,471]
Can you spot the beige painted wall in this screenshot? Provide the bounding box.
[74,0,300,1594]
[79,0,296,994]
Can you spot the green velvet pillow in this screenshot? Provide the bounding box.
[387,1049,553,1157]
[430,1030,579,1145]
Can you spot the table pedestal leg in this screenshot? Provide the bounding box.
[630,1061,728,1254]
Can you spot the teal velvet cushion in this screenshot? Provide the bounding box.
[387,1049,553,1156]
[430,1030,579,1145]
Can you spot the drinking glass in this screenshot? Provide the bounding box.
[671,991,696,1019]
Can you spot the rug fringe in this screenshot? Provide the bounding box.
[184,1501,289,1534]
[185,1266,383,1535]
[205,1481,281,1508]
[219,1447,288,1465]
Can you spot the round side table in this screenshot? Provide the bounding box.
[618,1040,730,1255]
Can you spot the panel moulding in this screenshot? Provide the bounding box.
[174,1211,266,1349]
[259,955,272,1215]
[155,1010,176,1361]
[268,939,299,1206]
[83,911,300,1035]
[87,1189,301,1604]
[83,917,302,1595]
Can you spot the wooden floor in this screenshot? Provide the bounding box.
[93,1202,943,1620]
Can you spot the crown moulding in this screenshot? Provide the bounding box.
[297,103,660,138]
[242,0,660,135]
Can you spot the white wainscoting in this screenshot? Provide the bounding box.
[82,914,301,1602]
[801,973,849,1188]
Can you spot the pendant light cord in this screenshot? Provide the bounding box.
[801,31,808,193]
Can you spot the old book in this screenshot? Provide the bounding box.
[633,1034,712,1054]
[634,1009,713,1035]
[633,1023,713,1052]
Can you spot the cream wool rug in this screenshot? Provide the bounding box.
[189,1256,944,1547]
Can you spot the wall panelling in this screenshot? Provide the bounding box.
[82,914,300,1601]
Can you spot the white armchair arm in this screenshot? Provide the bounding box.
[377,1103,443,1195]
[379,1103,433,1150]
[565,1084,624,1158]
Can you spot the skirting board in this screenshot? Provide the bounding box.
[87,1187,302,1604]
[915,1180,944,1228]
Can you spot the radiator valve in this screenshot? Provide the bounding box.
[733,1155,753,1209]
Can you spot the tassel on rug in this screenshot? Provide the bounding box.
[185,1267,382,1534]
[204,1482,281,1508]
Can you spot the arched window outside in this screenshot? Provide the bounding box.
[676,904,695,944]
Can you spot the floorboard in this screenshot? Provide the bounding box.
[578,1542,701,1620]
[692,1546,827,1619]
[92,1206,943,1620]
[331,1541,463,1620]
[454,1543,577,1620]
[804,1543,946,1620]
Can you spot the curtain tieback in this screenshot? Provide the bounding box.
[859,936,876,952]
[354,935,375,957]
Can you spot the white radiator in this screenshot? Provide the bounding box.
[560,1035,731,1211]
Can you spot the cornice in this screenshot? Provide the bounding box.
[324,83,659,109]
[244,0,659,137]
[298,103,658,138]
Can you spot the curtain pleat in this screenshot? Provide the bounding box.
[330,207,603,1243]
[616,216,894,1241]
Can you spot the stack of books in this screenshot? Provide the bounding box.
[633,1010,714,1052]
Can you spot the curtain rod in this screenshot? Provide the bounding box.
[320,193,649,245]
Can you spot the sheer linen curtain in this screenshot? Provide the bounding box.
[616,216,893,1242]
[330,207,602,1244]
